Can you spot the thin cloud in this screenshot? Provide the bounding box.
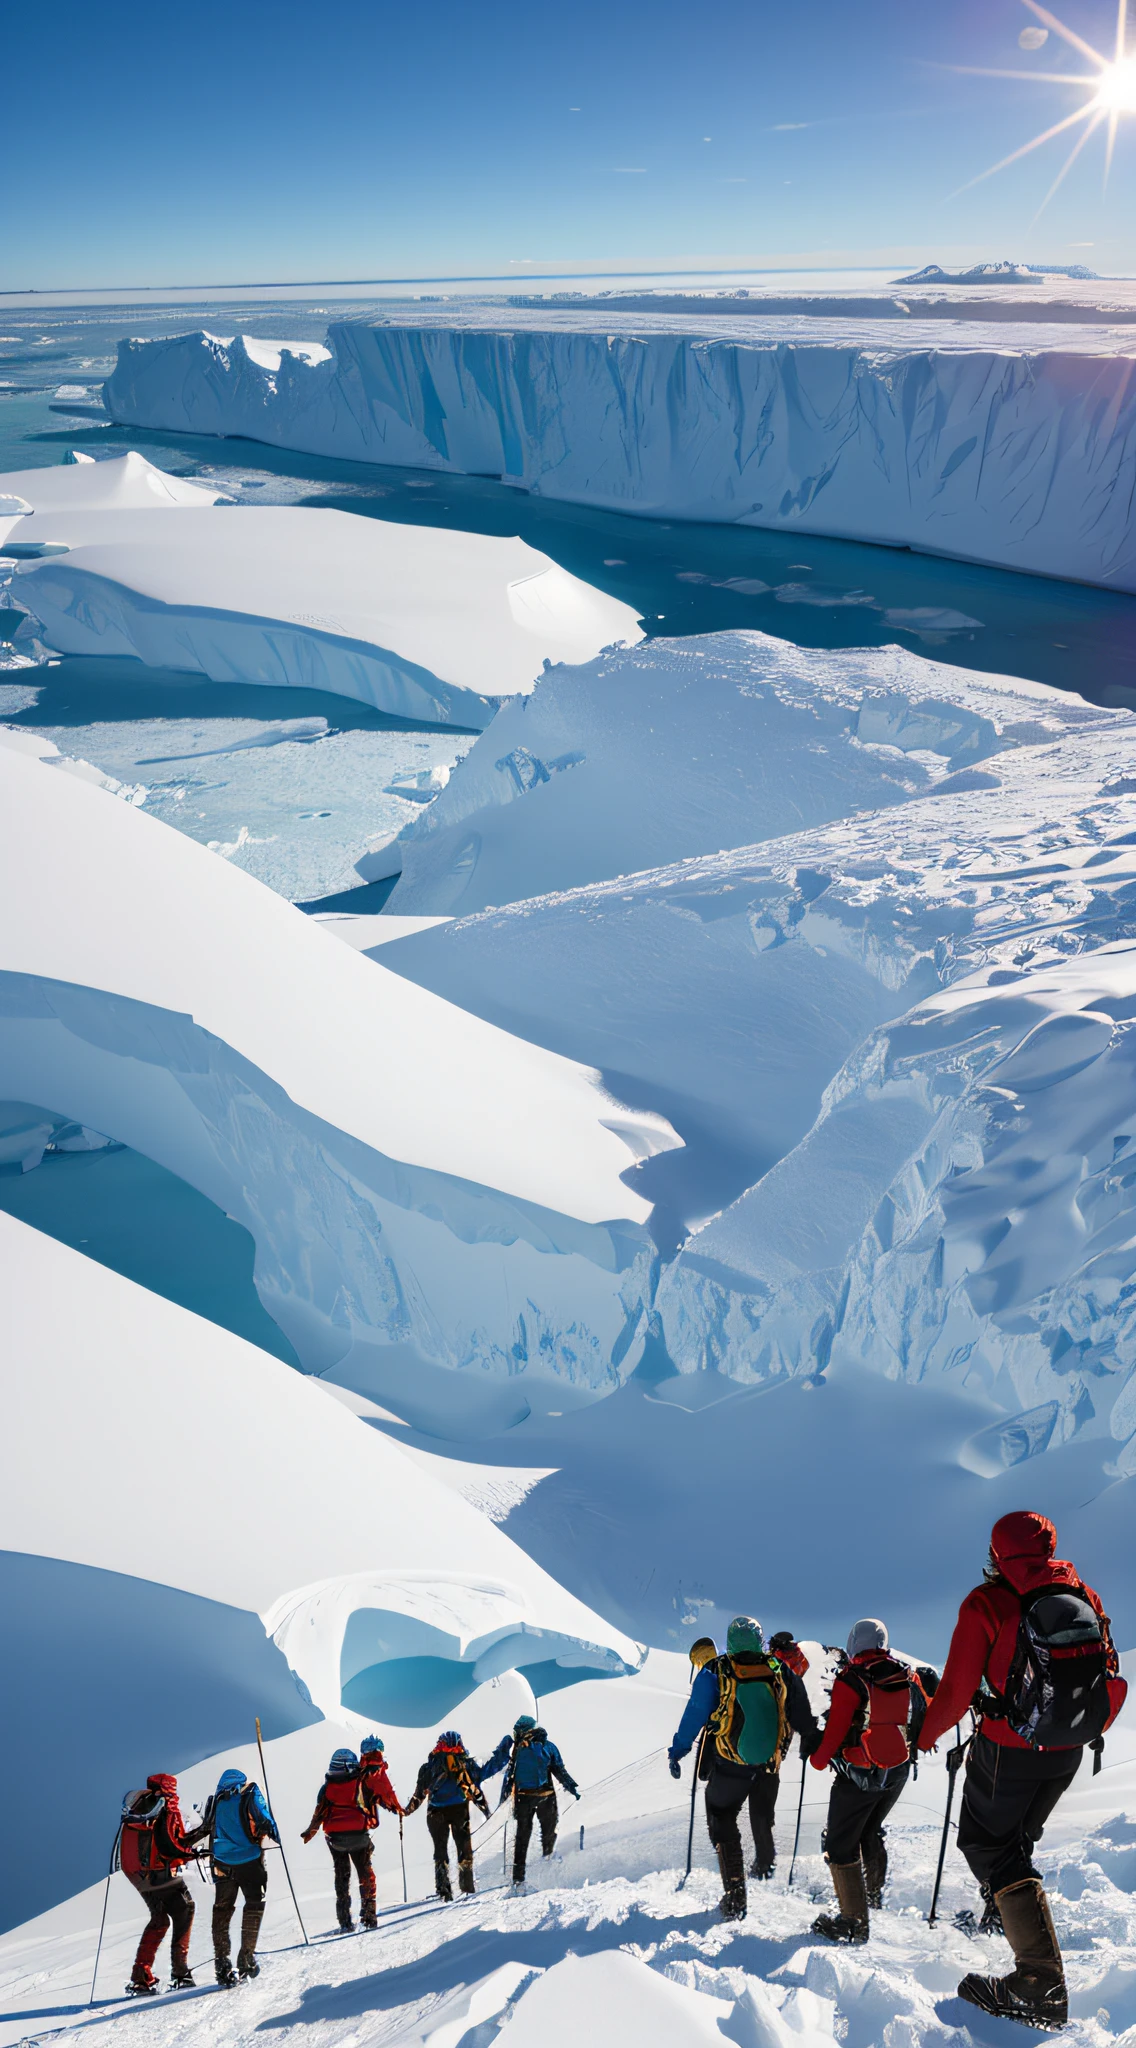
[612,166,647,173]
[772,121,810,130]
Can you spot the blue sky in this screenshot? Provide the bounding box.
[4,0,1134,288]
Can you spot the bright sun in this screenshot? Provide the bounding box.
[1095,56,1136,112]
[951,0,1136,216]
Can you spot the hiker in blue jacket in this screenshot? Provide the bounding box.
[402,1732,490,1899]
[482,1715,580,1890]
[204,1767,279,1986]
[669,1616,819,1922]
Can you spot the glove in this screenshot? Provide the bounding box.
[800,1727,822,1760]
[669,1756,682,1781]
[946,1743,968,1776]
[574,1789,581,1801]
[301,1827,316,1843]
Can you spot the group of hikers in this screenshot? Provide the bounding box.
[119,1510,1125,2032]
[118,1714,577,1996]
[669,1510,1127,2031]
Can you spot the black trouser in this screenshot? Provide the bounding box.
[747,1773,780,1873]
[823,1764,909,1866]
[705,1764,770,1887]
[957,1733,1081,1893]
[132,1877,194,1977]
[512,1790,558,1879]
[212,1858,267,1960]
[328,1830,376,1923]
[427,1804,474,1897]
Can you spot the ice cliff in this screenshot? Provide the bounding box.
[103,322,1136,591]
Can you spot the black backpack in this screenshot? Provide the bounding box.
[995,1586,1111,1749]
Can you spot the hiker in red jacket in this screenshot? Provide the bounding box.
[120,1774,208,1994]
[301,1748,394,1932]
[809,1619,937,1944]
[919,1510,1126,2030]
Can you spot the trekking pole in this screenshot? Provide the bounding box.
[88,1825,121,2005]
[787,1751,808,1888]
[255,1717,310,1946]
[399,1816,408,1904]
[927,1727,968,1926]
[677,1730,706,1892]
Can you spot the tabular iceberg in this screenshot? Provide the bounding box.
[8,499,643,728]
[0,743,678,1421]
[103,322,1136,591]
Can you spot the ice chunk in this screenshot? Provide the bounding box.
[386,630,1112,915]
[0,448,226,512]
[103,321,1136,591]
[13,506,644,728]
[0,743,679,1400]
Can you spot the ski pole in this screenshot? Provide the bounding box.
[399,1816,408,1904]
[255,1716,310,1946]
[928,1728,968,1926]
[89,1825,121,2005]
[677,1730,706,1892]
[787,1752,808,1888]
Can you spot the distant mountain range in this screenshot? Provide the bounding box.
[895,260,1099,284]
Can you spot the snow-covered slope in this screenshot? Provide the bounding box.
[0,1213,640,1926]
[0,743,679,1415]
[384,632,1116,915]
[382,701,1136,1230]
[102,322,1136,590]
[9,505,643,728]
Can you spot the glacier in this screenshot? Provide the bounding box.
[1,1212,639,1926]
[6,495,643,729]
[102,318,1136,591]
[383,631,1117,914]
[0,741,679,1419]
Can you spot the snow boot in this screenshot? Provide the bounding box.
[170,1967,195,1989]
[126,1967,159,1996]
[720,1879,747,1922]
[435,1869,453,1902]
[215,1958,238,1989]
[749,1858,774,1880]
[862,1837,887,1911]
[812,1860,869,1945]
[958,1879,1067,2031]
[361,1908,378,1931]
[337,1911,355,1934]
[237,1948,260,1981]
[458,1865,476,1897]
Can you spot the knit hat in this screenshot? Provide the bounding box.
[846,1618,888,1658]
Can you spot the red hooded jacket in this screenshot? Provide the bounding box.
[920,1511,1124,1753]
[360,1756,402,1818]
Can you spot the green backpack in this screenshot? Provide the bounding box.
[709,1654,789,1769]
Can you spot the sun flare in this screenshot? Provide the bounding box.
[950,0,1135,216]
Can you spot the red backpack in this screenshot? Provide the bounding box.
[840,1654,928,1769]
[118,1789,175,1882]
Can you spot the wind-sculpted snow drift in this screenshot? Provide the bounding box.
[385,631,1116,914]
[0,744,679,1427]
[103,322,1136,590]
[1,1215,638,1926]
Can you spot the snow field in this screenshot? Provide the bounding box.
[3,1688,1136,2048]
[101,320,1136,591]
